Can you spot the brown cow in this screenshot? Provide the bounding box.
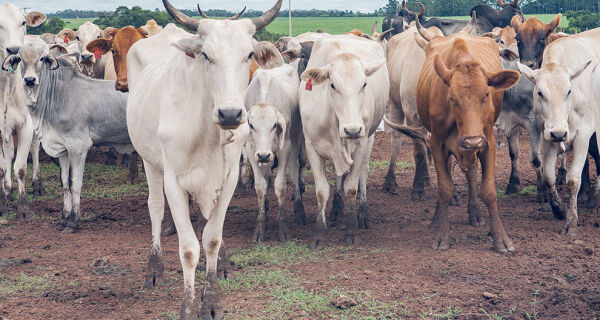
[390,31,519,252]
[511,14,561,69]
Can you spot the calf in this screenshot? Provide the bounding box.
[244,63,305,241]
[58,22,115,80]
[518,28,600,235]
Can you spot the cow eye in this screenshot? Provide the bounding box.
[499,40,505,45]
[567,89,571,96]
[21,21,26,26]
[362,82,367,89]
[247,52,254,61]
[272,124,277,130]
[249,123,254,130]
[537,91,544,99]
[449,97,456,104]
[485,92,490,99]
[201,52,213,63]
[76,36,80,41]
[330,83,336,91]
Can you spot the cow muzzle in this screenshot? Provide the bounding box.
[550,131,568,142]
[24,76,36,87]
[80,53,95,64]
[458,136,488,150]
[340,123,365,140]
[215,107,245,130]
[256,152,273,165]
[115,80,128,92]
[521,59,537,69]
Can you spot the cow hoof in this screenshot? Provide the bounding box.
[559,224,578,236]
[382,182,397,194]
[537,192,549,204]
[200,276,224,320]
[180,290,200,320]
[431,236,449,250]
[161,218,177,237]
[505,183,519,194]
[144,252,164,289]
[449,194,460,206]
[293,200,307,225]
[277,213,291,242]
[252,223,267,242]
[411,189,426,201]
[551,204,567,220]
[468,205,485,227]
[310,234,328,250]
[32,181,46,196]
[60,227,76,234]
[345,233,360,245]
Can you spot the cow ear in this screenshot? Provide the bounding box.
[25,12,46,27]
[545,13,561,35]
[2,54,21,72]
[86,39,112,56]
[281,49,300,63]
[488,70,520,90]
[275,109,287,150]
[364,58,385,77]
[42,55,59,70]
[500,49,519,61]
[510,15,522,32]
[433,55,453,87]
[301,66,329,85]
[58,29,77,42]
[569,60,592,81]
[517,62,538,83]
[253,41,283,69]
[362,34,374,40]
[171,36,203,59]
[136,28,149,38]
[49,44,68,55]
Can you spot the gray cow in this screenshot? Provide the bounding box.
[8,50,136,233]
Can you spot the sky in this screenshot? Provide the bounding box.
[11,0,389,14]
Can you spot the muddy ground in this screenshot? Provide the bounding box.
[1,131,599,320]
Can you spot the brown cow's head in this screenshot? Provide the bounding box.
[87,26,148,92]
[433,51,519,150]
[512,14,561,69]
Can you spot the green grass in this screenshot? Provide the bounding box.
[228,241,329,268]
[497,185,537,198]
[422,306,462,319]
[369,160,414,175]
[61,14,568,35]
[0,272,54,296]
[160,311,179,320]
[217,269,296,291]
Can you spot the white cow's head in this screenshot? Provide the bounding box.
[301,53,385,139]
[58,22,102,66]
[164,0,283,130]
[0,4,45,58]
[519,61,592,143]
[247,103,286,166]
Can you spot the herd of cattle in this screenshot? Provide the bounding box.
[1,0,599,318]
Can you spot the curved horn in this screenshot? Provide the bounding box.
[416,2,425,17]
[229,6,246,20]
[197,5,210,19]
[415,13,434,41]
[378,29,394,41]
[461,11,476,34]
[252,0,282,31]
[498,0,507,7]
[372,21,378,35]
[163,0,199,31]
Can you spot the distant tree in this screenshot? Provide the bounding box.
[27,17,66,35]
[93,6,173,28]
[383,0,400,15]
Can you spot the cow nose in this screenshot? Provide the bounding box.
[461,136,486,149]
[115,80,128,92]
[24,77,36,87]
[256,152,272,163]
[523,60,537,69]
[6,47,19,55]
[81,53,93,61]
[550,131,567,142]
[218,108,243,128]
[343,127,362,139]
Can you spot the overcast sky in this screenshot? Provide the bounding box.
[12,0,389,14]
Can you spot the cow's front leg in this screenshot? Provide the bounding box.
[542,140,566,219]
[14,123,33,220]
[30,134,45,196]
[0,155,8,217]
[143,161,165,288]
[480,136,514,253]
[274,146,291,242]
[249,154,269,242]
[357,160,369,229]
[465,161,484,226]
[506,129,521,194]
[57,156,72,231]
[306,143,329,250]
[62,151,88,233]
[560,136,588,236]
[127,152,139,185]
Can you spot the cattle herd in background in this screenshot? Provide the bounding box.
[0,0,599,318]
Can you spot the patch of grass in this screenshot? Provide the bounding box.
[480,307,517,320]
[497,185,538,198]
[0,272,54,296]
[422,306,462,319]
[160,311,179,320]
[369,160,414,175]
[217,269,296,291]
[228,241,330,268]
[525,290,541,320]
[68,280,80,287]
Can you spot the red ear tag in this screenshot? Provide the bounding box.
[94,47,101,60]
[305,78,313,91]
[64,36,69,44]
[185,52,196,59]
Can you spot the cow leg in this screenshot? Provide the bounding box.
[126,152,139,185]
[62,151,88,233]
[560,135,588,236]
[383,100,404,194]
[288,133,306,225]
[479,135,514,253]
[506,128,521,194]
[248,153,269,242]
[0,150,8,217]
[447,158,460,206]
[585,136,600,208]
[30,134,45,196]
[57,156,72,231]
[144,161,165,289]
[343,134,372,245]
[578,158,592,204]
[357,156,369,229]
[274,144,291,242]
[466,162,484,226]
[298,138,308,195]
[306,143,329,250]
[557,157,567,185]
[105,147,118,166]
[525,119,547,203]
[330,175,344,226]
[2,134,14,197]
[430,138,452,250]
[542,139,566,220]
[407,115,429,201]
[14,121,33,220]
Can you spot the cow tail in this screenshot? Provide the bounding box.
[382,115,428,143]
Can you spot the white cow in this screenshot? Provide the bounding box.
[0,3,45,217]
[299,35,388,249]
[127,1,283,319]
[58,22,115,80]
[244,62,305,242]
[518,28,600,236]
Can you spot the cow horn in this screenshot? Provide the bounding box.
[372,21,378,35]
[379,29,393,41]
[498,0,507,7]
[415,13,434,41]
[402,1,407,10]
[229,6,246,20]
[252,0,282,31]
[197,5,211,19]
[461,11,476,34]
[163,0,199,31]
[406,2,425,17]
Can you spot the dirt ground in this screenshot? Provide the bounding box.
[1,131,600,320]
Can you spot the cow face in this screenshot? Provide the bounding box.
[0,4,45,58]
[519,61,591,143]
[434,55,519,150]
[74,22,102,65]
[483,26,519,62]
[512,14,561,69]
[282,41,314,80]
[87,27,148,92]
[302,54,385,139]
[247,104,286,166]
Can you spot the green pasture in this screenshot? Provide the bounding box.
[63,14,568,36]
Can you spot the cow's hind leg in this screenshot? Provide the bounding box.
[62,150,88,233]
[330,175,344,226]
[30,134,45,196]
[506,128,521,194]
[126,152,139,185]
[557,157,567,185]
[466,162,484,226]
[526,119,547,203]
[407,115,429,201]
[144,161,165,289]
[289,133,306,225]
[383,100,404,194]
[274,145,291,242]
[14,121,33,219]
